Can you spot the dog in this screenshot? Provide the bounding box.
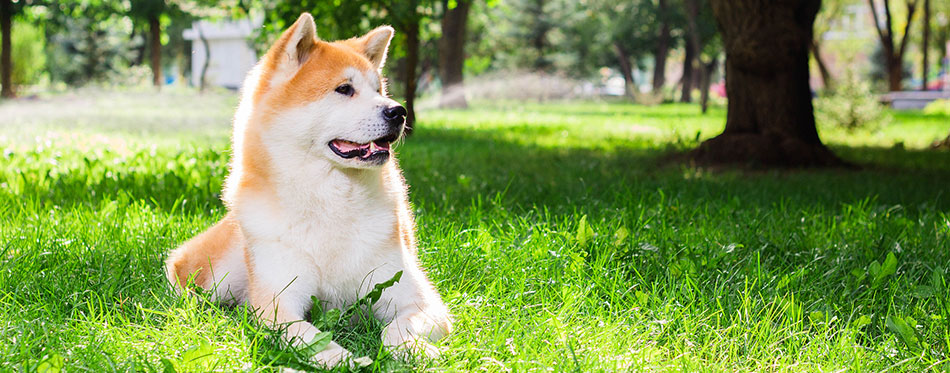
[165,13,452,367]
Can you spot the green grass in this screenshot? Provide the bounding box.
[1,89,949,371]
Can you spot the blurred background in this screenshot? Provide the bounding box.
[1,0,948,122]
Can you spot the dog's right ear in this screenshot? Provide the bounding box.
[267,13,318,70]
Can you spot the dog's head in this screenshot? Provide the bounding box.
[250,13,403,169]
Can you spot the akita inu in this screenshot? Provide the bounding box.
[165,13,452,366]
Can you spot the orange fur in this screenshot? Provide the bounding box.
[165,213,242,289]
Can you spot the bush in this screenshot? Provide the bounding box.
[46,14,141,86]
[815,69,889,131]
[923,99,950,116]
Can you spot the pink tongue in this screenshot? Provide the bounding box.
[333,140,369,153]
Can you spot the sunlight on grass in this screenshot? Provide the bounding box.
[1,91,949,371]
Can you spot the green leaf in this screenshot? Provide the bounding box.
[365,271,403,305]
[870,253,898,289]
[886,315,920,351]
[181,342,214,367]
[160,358,178,373]
[868,260,882,277]
[851,315,872,330]
[912,285,934,298]
[635,291,648,306]
[37,354,64,373]
[301,331,333,356]
[575,215,594,246]
[612,226,629,247]
[881,252,898,277]
[851,268,866,282]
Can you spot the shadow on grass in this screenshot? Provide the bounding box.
[400,125,950,217]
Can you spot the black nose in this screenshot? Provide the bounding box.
[382,105,407,124]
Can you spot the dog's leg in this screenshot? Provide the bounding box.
[246,244,352,367]
[374,265,453,360]
[165,215,248,304]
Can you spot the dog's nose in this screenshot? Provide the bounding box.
[382,105,407,124]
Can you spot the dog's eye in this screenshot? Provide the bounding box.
[335,84,354,97]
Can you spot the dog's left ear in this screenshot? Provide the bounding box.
[360,26,394,70]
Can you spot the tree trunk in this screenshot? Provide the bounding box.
[197,23,210,93]
[866,0,918,92]
[0,0,13,98]
[438,0,471,108]
[921,0,929,90]
[681,38,695,103]
[699,57,717,114]
[404,20,420,132]
[613,42,635,98]
[811,40,833,90]
[886,55,902,91]
[691,0,845,168]
[148,15,162,89]
[652,0,670,93]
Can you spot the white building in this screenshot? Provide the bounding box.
[183,19,260,90]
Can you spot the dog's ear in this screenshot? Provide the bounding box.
[359,26,394,70]
[268,13,318,70]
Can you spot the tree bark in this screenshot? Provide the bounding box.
[404,20,420,131]
[886,55,903,91]
[148,15,162,89]
[0,0,13,98]
[613,42,636,98]
[438,0,471,108]
[811,40,832,90]
[652,0,671,93]
[921,0,929,90]
[681,38,695,103]
[197,23,210,93]
[691,0,845,168]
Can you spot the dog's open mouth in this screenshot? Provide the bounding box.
[328,134,398,162]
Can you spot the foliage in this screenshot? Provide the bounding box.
[1,92,950,370]
[815,68,890,131]
[923,99,950,115]
[43,1,144,86]
[6,20,46,87]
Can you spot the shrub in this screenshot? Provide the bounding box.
[923,99,950,116]
[815,69,889,131]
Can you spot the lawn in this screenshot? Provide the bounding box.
[1,89,949,371]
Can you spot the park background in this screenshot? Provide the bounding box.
[1,0,950,371]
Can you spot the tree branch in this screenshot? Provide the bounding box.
[866,0,890,49]
[897,0,918,59]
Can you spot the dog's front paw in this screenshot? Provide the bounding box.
[310,342,353,368]
[383,336,442,361]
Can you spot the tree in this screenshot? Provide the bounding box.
[691,0,845,167]
[811,0,851,90]
[866,0,919,91]
[683,0,720,113]
[652,0,672,93]
[129,0,174,89]
[0,0,12,98]
[920,0,930,90]
[438,0,472,108]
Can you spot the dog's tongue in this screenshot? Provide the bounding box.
[332,139,392,159]
[332,140,369,153]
